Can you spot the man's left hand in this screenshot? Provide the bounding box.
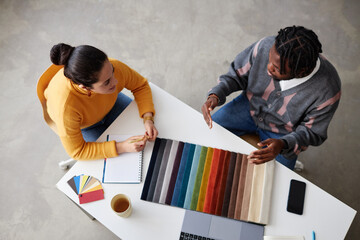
[248,138,285,164]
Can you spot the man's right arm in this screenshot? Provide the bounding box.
[201,39,263,127]
[207,40,261,106]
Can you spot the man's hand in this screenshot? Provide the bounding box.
[201,95,219,128]
[248,138,285,164]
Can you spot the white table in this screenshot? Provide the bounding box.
[57,83,356,240]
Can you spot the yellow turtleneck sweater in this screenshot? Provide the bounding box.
[37,58,155,160]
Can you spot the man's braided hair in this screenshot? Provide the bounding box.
[275,26,322,77]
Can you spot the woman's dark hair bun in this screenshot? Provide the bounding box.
[50,43,75,65]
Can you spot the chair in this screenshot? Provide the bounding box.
[37,65,76,170]
[58,158,76,170]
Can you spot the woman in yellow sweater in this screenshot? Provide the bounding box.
[38,43,158,160]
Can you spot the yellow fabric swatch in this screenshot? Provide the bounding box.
[79,175,90,193]
[81,177,99,193]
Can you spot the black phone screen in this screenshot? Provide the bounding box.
[287,179,306,215]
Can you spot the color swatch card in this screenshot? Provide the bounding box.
[141,138,274,225]
[67,175,105,204]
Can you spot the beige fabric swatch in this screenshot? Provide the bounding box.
[258,160,275,224]
[247,162,265,223]
[240,158,254,221]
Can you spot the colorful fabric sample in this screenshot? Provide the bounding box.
[67,175,104,204]
[141,138,274,225]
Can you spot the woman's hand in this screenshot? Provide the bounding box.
[201,95,219,129]
[142,112,158,141]
[115,135,148,154]
[144,120,158,141]
[248,138,285,164]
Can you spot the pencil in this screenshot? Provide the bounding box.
[129,136,148,143]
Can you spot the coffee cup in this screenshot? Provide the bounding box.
[110,194,132,217]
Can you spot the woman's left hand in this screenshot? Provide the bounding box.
[142,112,158,141]
[143,117,158,141]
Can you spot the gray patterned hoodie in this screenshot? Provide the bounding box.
[209,36,341,160]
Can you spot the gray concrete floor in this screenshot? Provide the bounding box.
[0,0,359,239]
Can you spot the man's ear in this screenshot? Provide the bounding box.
[296,67,311,78]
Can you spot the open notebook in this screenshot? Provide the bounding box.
[102,135,143,183]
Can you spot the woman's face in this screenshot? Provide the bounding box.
[91,60,118,94]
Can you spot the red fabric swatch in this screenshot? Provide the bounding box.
[203,148,222,213]
[79,189,104,204]
[215,150,231,216]
[208,149,227,214]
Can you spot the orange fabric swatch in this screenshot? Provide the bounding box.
[196,147,214,212]
[204,149,225,214]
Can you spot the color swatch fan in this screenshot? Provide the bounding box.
[67,175,105,204]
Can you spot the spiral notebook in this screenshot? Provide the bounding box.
[102,135,143,183]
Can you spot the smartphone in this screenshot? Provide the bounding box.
[287,179,306,215]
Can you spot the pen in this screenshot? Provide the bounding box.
[312,231,316,240]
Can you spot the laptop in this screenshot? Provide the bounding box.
[179,210,264,240]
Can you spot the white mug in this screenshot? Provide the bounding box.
[110,194,132,218]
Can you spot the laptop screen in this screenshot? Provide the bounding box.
[180,210,264,240]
